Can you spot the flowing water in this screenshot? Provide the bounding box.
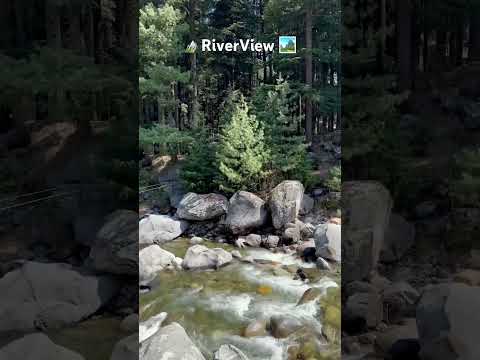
[140,238,340,360]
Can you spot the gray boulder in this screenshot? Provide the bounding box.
[380,214,415,263]
[225,191,268,234]
[110,334,137,360]
[262,235,280,249]
[416,283,480,360]
[245,234,262,247]
[139,245,180,284]
[342,181,392,282]
[0,333,85,360]
[176,192,228,221]
[140,322,205,360]
[214,344,250,360]
[182,245,233,270]
[300,194,314,215]
[120,314,139,333]
[344,291,383,329]
[270,315,304,338]
[139,215,188,244]
[269,180,304,229]
[314,223,341,262]
[139,312,167,343]
[90,210,138,275]
[0,262,118,332]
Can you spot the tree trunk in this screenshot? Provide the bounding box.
[470,10,480,61]
[397,0,413,91]
[305,4,313,143]
[378,0,387,72]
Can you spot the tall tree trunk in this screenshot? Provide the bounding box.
[189,50,198,128]
[470,10,480,61]
[397,0,413,91]
[378,0,387,72]
[305,4,313,143]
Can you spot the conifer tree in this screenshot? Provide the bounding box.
[216,92,269,193]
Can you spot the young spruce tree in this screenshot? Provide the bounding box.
[216,92,269,193]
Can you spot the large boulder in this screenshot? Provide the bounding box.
[110,334,137,360]
[0,262,118,332]
[182,245,233,270]
[225,191,268,234]
[139,322,205,360]
[314,223,341,262]
[342,181,393,282]
[344,291,383,332]
[269,180,304,229]
[270,315,304,338]
[89,210,138,275]
[380,214,415,263]
[139,245,180,284]
[176,192,229,221]
[214,344,250,360]
[0,333,85,360]
[416,283,480,360]
[139,312,168,343]
[139,215,188,244]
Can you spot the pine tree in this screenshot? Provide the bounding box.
[254,80,312,186]
[216,92,269,193]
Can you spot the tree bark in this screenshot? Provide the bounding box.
[305,4,313,143]
[397,0,413,91]
[470,10,480,61]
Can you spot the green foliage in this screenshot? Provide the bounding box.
[325,166,341,192]
[254,81,312,186]
[181,135,219,193]
[216,92,269,193]
[450,149,480,207]
[139,124,194,157]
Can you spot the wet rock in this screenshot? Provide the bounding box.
[270,180,304,229]
[344,291,383,333]
[270,315,304,338]
[342,181,392,282]
[139,245,180,284]
[262,235,280,249]
[380,213,415,263]
[214,344,250,360]
[182,245,233,270]
[110,334,137,360]
[90,210,138,275]
[225,191,268,234]
[297,239,315,256]
[453,269,480,286]
[231,250,242,259]
[120,314,139,333]
[176,192,228,221]
[0,262,118,332]
[383,282,419,323]
[300,194,314,215]
[140,322,205,360]
[190,236,204,244]
[416,283,480,360]
[139,215,188,244]
[316,257,332,271]
[243,319,269,337]
[375,318,418,356]
[245,234,262,247]
[297,288,323,305]
[139,312,167,343]
[283,226,301,244]
[344,281,376,298]
[0,333,85,360]
[314,223,341,262]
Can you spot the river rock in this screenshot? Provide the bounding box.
[0,261,118,332]
[283,226,301,243]
[344,291,383,332]
[314,223,341,262]
[225,191,268,234]
[380,214,415,263]
[182,245,232,270]
[139,312,167,343]
[0,333,85,360]
[177,192,228,221]
[416,283,480,360]
[342,181,392,282]
[139,215,188,244]
[245,234,262,247]
[383,282,419,323]
[262,235,280,249]
[190,236,204,244]
[270,315,304,338]
[139,245,179,284]
[270,180,304,229]
[120,314,139,333]
[214,344,250,360]
[316,257,332,271]
[110,334,137,360]
[297,288,323,305]
[90,210,138,275]
[300,194,314,215]
[297,239,315,255]
[140,322,205,360]
[375,318,418,357]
